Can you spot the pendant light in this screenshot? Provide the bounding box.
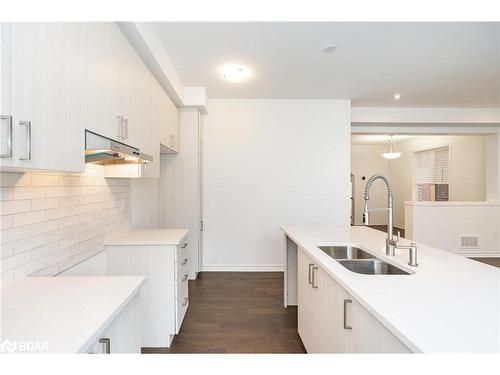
[381,136,401,159]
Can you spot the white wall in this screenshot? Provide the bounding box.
[131,178,160,229]
[486,133,499,201]
[405,202,500,257]
[202,99,351,271]
[350,144,389,225]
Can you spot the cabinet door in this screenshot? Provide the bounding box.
[297,247,322,353]
[346,294,411,353]
[87,291,142,353]
[318,267,348,353]
[0,22,12,167]
[9,23,83,172]
[81,23,122,142]
[297,247,313,351]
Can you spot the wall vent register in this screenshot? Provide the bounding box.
[459,235,479,249]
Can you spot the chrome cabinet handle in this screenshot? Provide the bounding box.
[343,299,352,330]
[99,338,111,354]
[182,297,189,306]
[0,115,12,158]
[308,263,314,284]
[123,118,128,139]
[169,134,174,148]
[311,266,319,288]
[181,258,188,265]
[182,274,188,282]
[19,120,31,160]
[116,116,123,139]
[181,242,188,249]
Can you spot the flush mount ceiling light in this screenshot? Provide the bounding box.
[220,64,251,83]
[381,136,402,159]
[323,44,337,54]
[393,93,402,100]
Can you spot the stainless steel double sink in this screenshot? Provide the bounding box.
[318,245,411,275]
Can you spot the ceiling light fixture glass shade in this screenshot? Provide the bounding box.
[220,64,251,82]
[381,136,401,159]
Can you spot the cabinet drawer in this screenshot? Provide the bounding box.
[176,255,189,279]
[176,292,189,333]
[176,240,189,259]
[175,270,189,300]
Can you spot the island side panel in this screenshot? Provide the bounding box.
[286,235,298,306]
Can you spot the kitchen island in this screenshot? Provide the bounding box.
[282,224,500,353]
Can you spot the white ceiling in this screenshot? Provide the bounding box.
[351,135,416,145]
[153,22,500,107]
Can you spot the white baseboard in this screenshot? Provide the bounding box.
[458,251,500,258]
[201,264,285,272]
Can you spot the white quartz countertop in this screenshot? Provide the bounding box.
[281,224,500,353]
[1,276,145,353]
[104,229,189,246]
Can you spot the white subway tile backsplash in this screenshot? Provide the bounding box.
[31,174,59,187]
[31,242,59,261]
[31,197,59,211]
[14,234,46,254]
[13,210,46,227]
[1,243,14,259]
[0,187,13,201]
[1,251,31,272]
[31,219,59,235]
[0,173,32,187]
[58,176,79,186]
[0,199,32,215]
[13,187,46,200]
[45,186,71,198]
[1,226,32,244]
[0,215,13,230]
[0,167,131,285]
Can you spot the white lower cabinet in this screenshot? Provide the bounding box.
[87,291,142,354]
[297,247,411,353]
[104,235,190,347]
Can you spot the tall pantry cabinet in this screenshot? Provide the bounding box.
[159,109,203,280]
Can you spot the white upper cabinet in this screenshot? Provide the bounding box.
[0,23,12,166]
[1,23,85,172]
[160,91,180,154]
[0,22,165,176]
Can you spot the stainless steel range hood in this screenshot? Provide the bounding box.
[85,130,153,165]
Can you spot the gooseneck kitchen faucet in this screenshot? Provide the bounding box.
[363,174,418,266]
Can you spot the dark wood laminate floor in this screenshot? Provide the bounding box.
[142,272,306,354]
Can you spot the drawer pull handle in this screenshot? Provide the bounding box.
[182,297,189,306]
[181,258,188,265]
[182,274,188,282]
[181,242,188,249]
[99,338,111,354]
[311,266,319,289]
[343,299,352,330]
[308,263,314,284]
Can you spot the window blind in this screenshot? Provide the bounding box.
[414,146,449,184]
